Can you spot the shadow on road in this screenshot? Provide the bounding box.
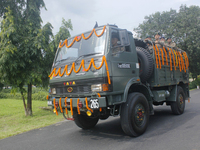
[74,105,197,141]
[78,117,128,141]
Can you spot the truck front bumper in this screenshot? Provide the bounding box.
[47,95,107,118]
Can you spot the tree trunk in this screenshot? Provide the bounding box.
[21,91,28,116]
[27,83,32,116]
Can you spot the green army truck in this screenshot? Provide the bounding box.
[47,24,190,137]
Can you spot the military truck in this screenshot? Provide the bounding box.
[47,24,189,137]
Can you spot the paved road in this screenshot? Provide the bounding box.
[1,89,200,150]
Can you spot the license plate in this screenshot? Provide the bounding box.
[90,99,99,109]
[47,101,52,105]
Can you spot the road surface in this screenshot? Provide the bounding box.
[0,89,200,150]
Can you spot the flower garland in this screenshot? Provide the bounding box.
[54,93,102,117]
[153,45,158,68]
[163,47,168,65]
[59,25,106,48]
[153,45,189,72]
[49,55,111,84]
[160,48,164,65]
[176,52,182,72]
[170,48,176,70]
[155,45,161,69]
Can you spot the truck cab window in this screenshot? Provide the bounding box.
[111,29,130,56]
[111,31,124,56]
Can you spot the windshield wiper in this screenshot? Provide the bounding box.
[60,57,74,62]
[55,57,73,66]
[74,52,102,64]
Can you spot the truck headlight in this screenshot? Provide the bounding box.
[91,84,102,92]
[51,88,56,94]
[91,84,109,92]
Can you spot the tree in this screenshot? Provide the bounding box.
[42,18,73,87]
[0,0,25,17]
[37,22,55,88]
[134,9,177,39]
[51,18,73,53]
[0,0,52,116]
[134,5,200,78]
[0,1,73,116]
[172,5,200,79]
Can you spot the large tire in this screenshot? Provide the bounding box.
[120,92,149,137]
[136,47,154,82]
[171,86,185,115]
[73,110,99,129]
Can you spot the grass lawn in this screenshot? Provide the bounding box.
[0,99,65,140]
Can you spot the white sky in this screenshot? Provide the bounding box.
[41,0,200,37]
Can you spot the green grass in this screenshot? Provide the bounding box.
[0,99,65,139]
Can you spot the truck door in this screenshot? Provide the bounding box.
[109,29,139,92]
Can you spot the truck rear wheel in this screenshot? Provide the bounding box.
[73,110,99,129]
[171,86,185,115]
[120,92,149,137]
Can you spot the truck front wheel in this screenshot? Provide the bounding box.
[73,110,99,129]
[171,86,185,115]
[120,93,149,137]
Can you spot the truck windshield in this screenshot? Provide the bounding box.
[54,28,106,65]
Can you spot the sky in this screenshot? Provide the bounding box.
[41,0,200,37]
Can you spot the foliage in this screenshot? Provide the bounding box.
[49,18,73,63]
[189,78,200,89]
[0,82,4,90]
[134,5,200,78]
[0,1,73,116]
[36,22,54,88]
[0,87,48,100]
[42,18,73,87]
[32,91,48,101]
[0,0,26,18]
[0,0,47,115]
[54,18,73,48]
[0,0,50,116]
[173,5,200,79]
[135,9,177,39]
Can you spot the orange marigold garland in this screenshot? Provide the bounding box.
[59,26,106,48]
[49,56,111,84]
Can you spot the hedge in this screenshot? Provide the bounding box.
[0,88,48,101]
[189,78,200,90]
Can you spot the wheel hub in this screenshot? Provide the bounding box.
[137,109,144,118]
[179,95,183,105]
[135,104,145,126]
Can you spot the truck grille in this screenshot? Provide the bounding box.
[56,85,91,94]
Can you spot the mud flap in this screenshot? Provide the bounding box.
[166,85,177,102]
